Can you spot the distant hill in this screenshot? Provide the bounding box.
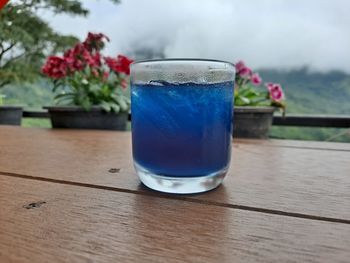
[258,68,350,142]
[259,68,350,114]
[2,79,54,110]
[2,69,350,142]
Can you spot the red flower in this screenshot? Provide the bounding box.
[42,56,67,79]
[91,52,102,67]
[64,44,86,71]
[105,55,133,75]
[62,49,75,65]
[83,32,110,51]
[266,83,285,102]
[64,43,101,71]
[104,57,117,70]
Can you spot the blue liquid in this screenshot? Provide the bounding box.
[131,81,234,177]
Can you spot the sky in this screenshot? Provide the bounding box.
[46,0,350,72]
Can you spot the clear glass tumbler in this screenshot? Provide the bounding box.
[130,59,235,194]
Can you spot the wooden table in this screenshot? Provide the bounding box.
[0,126,349,262]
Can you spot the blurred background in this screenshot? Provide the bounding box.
[1,0,350,141]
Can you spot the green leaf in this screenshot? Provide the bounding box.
[235,95,250,106]
[54,92,75,100]
[115,95,129,112]
[100,101,112,112]
[110,104,120,113]
[81,97,92,111]
[54,92,75,105]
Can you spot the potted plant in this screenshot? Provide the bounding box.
[42,32,133,130]
[0,94,23,125]
[233,60,286,138]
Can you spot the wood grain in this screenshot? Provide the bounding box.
[0,176,349,263]
[234,138,350,151]
[0,126,349,220]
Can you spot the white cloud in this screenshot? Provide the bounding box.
[45,0,350,72]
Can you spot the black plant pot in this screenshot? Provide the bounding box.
[0,106,23,126]
[233,106,275,139]
[44,106,128,131]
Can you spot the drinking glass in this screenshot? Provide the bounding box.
[130,59,235,194]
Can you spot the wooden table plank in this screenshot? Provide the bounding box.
[0,175,349,263]
[234,138,350,151]
[0,126,349,221]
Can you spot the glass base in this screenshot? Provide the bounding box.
[134,162,227,194]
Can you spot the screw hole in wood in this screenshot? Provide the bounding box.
[23,201,46,209]
[108,168,121,173]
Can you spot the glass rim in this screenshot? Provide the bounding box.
[131,58,235,67]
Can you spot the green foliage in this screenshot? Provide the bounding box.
[53,69,130,113]
[0,0,119,89]
[235,85,270,106]
[0,94,4,105]
[2,79,54,109]
[22,118,51,128]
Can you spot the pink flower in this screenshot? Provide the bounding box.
[235,60,246,72]
[239,66,252,77]
[266,83,285,102]
[251,73,262,86]
[235,60,252,77]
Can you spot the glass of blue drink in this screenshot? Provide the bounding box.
[130,59,235,194]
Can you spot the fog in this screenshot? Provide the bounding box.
[47,0,350,72]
